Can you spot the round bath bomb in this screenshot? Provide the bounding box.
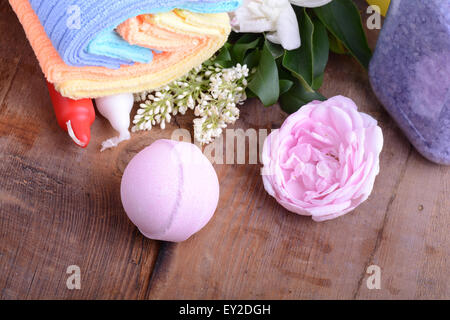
[121,139,219,242]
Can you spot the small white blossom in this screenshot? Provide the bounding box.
[133,57,249,144]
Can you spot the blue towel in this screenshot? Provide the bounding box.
[87,29,154,67]
[29,0,242,69]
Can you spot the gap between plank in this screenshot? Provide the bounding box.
[352,146,413,299]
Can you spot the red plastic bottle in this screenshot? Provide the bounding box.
[46,82,95,148]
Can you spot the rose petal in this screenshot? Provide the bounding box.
[360,112,378,128]
[329,106,354,138]
[308,200,352,217]
[312,206,355,222]
[277,198,312,216]
[364,126,384,156]
[262,174,276,197]
[290,143,312,162]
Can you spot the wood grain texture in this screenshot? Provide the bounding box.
[0,0,449,299]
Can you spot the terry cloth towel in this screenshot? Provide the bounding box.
[9,0,237,99]
[27,0,241,68]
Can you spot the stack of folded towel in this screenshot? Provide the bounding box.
[9,0,241,99]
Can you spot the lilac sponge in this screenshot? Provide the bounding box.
[121,139,219,242]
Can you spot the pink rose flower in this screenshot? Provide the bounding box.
[262,96,383,222]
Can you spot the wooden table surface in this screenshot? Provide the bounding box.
[1,0,449,300]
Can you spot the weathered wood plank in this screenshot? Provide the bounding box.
[356,153,450,299]
[0,0,448,300]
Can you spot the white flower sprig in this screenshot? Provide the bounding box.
[133,60,249,144]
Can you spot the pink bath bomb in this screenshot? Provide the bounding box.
[120,139,219,242]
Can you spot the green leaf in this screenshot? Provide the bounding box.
[312,17,329,90]
[265,40,285,59]
[231,37,261,63]
[280,80,326,114]
[243,48,261,70]
[328,32,348,54]
[282,8,314,90]
[214,45,233,68]
[279,79,294,95]
[248,41,280,107]
[246,90,256,99]
[313,73,324,90]
[314,0,372,69]
[236,33,261,44]
[216,44,231,60]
